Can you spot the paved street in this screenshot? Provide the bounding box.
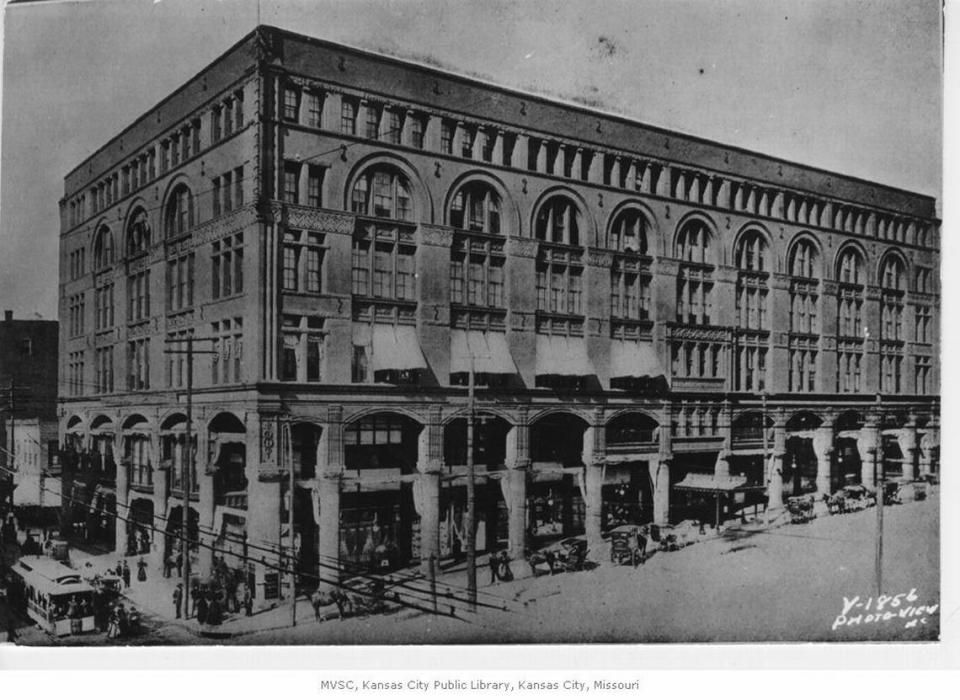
[6,489,938,645]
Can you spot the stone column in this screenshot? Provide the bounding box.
[504,417,530,568]
[650,415,673,524]
[768,424,786,511]
[315,406,344,594]
[416,407,443,577]
[246,413,283,607]
[580,411,605,551]
[813,425,835,495]
[896,425,918,481]
[513,134,529,171]
[587,149,604,184]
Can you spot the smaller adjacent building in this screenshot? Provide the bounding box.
[0,310,60,532]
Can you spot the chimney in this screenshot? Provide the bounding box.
[3,310,12,322]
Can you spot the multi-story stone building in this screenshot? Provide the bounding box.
[57,26,940,603]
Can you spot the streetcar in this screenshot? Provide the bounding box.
[10,555,96,636]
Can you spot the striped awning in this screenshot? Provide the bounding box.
[673,473,754,493]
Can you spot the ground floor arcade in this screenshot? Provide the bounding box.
[59,397,939,601]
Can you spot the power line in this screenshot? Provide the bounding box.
[37,480,509,620]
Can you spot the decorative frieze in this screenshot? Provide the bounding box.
[287,206,354,234]
[419,224,454,248]
[506,237,537,259]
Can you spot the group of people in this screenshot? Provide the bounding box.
[487,551,514,584]
[107,558,148,588]
[173,577,253,624]
[125,528,151,557]
[105,602,138,639]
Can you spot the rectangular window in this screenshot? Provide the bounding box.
[127,339,150,391]
[234,90,244,128]
[166,253,195,312]
[211,234,243,299]
[212,177,221,217]
[341,99,357,134]
[461,125,474,158]
[283,246,299,291]
[410,116,424,149]
[385,109,402,144]
[365,103,380,139]
[160,142,170,173]
[283,161,300,203]
[282,87,299,122]
[222,171,233,212]
[307,165,323,207]
[170,136,180,167]
[352,241,370,296]
[211,106,222,143]
[234,166,244,207]
[305,92,322,127]
[440,120,454,154]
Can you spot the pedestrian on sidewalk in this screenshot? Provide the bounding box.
[163,554,172,579]
[173,583,183,619]
[136,558,147,583]
[243,584,253,617]
[121,561,131,589]
[116,560,125,587]
[487,552,499,585]
[175,553,183,578]
[497,551,514,582]
[196,589,208,626]
[190,582,200,619]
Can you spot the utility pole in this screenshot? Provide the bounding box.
[465,355,477,612]
[183,335,194,618]
[284,419,296,627]
[761,392,770,525]
[875,393,884,597]
[164,335,216,621]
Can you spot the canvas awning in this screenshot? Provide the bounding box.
[450,330,518,375]
[362,324,427,372]
[673,473,757,493]
[609,340,669,385]
[535,335,594,377]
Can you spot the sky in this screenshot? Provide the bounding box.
[0,0,943,321]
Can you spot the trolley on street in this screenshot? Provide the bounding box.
[10,555,96,636]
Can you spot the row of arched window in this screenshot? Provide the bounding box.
[85,166,931,294]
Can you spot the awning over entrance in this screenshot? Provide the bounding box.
[535,334,594,377]
[450,330,518,375]
[673,473,760,493]
[609,340,669,386]
[364,324,427,372]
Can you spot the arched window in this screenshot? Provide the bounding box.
[736,231,768,272]
[608,208,648,254]
[790,239,817,278]
[836,247,865,393]
[449,182,506,314]
[126,208,151,256]
[351,167,413,221]
[733,231,769,391]
[787,239,820,392]
[449,182,501,233]
[93,225,114,270]
[534,196,584,327]
[674,220,714,327]
[879,255,906,392]
[165,185,194,238]
[609,208,651,327]
[675,219,710,263]
[535,195,580,246]
[837,248,862,285]
[880,257,905,292]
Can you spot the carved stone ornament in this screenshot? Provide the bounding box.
[586,249,613,268]
[419,225,454,248]
[507,237,537,259]
[287,207,354,234]
[262,420,275,462]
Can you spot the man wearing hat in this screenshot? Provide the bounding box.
[173,583,183,619]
